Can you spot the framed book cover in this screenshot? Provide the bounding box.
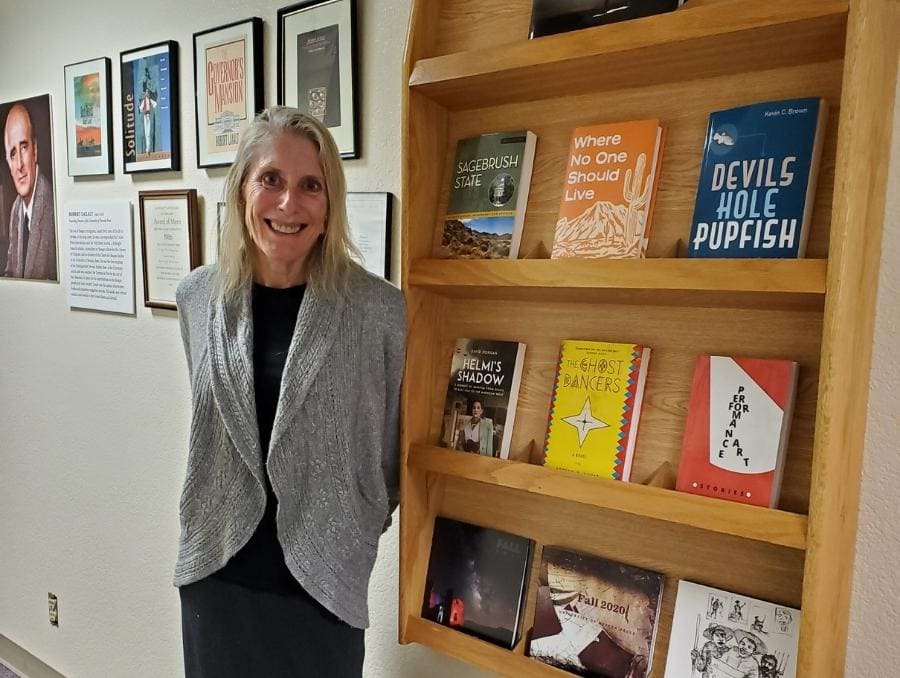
[120,41,180,173]
[63,57,113,176]
[530,546,665,678]
[422,517,533,649]
[277,0,360,159]
[193,18,264,168]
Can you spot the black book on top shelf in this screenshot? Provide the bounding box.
[422,516,533,649]
[529,0,687,39]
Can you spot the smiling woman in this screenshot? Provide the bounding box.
[172,107,406,677]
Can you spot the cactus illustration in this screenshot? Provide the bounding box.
[623,153,651,246]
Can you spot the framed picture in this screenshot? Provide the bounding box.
[63,57,113,176]
[120,41,180,173]
[346,192,392,279]
[138,189,200,309]
[277,0,359,158]
[0,94,58,281]
[193,18,264,168]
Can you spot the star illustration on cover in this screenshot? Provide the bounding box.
[562,397,610,446]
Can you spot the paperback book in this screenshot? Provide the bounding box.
[676,356,799,508]
[440,130,537,259]
[664,580,801,678]
[543,340,650,480]
[422,516,533,649]
[552,119,666,259]
[688,97,828,258]
[530,546,665,678]
[440,338,526,459]
[530,0,687,39]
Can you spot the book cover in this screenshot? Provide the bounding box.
[552,119,665,259]
[530,1,687,39]
[422,517,533,649]
[688,97,828,258]
[440,338,527,459]
[530,546,665,678]
[543,340,651,481]
[440,130,537,259]
[664,580,801,678]
[676,356,799,508]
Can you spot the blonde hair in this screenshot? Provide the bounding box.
[216,106,358,301]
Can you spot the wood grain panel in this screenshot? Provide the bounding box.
[428,59,843,262]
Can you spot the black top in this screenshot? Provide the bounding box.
[212,282,306,593]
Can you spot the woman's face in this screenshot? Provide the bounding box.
[243,132,328,280]
[471,402,483,418]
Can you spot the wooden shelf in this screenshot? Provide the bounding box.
[409,444,808,551]
[409,258,827,309]
[405,617,571,678]
[409,0,848,109]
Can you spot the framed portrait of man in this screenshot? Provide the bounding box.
[0,94,58,281]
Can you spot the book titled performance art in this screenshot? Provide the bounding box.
[688,97,828,258]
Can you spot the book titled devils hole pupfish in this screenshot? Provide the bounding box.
[439,130,537,259]
[676,356,799,508]
[688,98,827,258]
[664,580,801,678]
[543,340,651,481]
[422,517,533,649]
[529,546,665,678]
[553,119,665,259]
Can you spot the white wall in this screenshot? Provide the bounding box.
[0,2,896,677]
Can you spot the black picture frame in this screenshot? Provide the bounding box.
[346,192,393,279]
[63,57,114,176]
[193,17,264,168]
[138,189,200,309]
[277,0,360,159]
[119,40,180,173]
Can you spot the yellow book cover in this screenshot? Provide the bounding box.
[552,119,665,259]
[543,340,651,481]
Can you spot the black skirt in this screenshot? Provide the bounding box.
[179,575,365,678]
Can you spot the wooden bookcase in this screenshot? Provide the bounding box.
[398,1,898,676]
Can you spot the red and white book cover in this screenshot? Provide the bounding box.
[676,356,799,508]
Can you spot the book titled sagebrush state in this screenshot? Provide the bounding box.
[664,580,801,678]
[440,338,526,459]
[688,97,828,258]
[553,119,666,259]
[530,547,665,678]
[440,130,537,259]
[422,517,533,649]
[530,0,687,39]
[676,356,799,508]
[543,340,650,481]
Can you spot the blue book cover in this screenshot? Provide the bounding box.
[688,98,827,258]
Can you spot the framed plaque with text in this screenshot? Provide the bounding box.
[138,189,200,309]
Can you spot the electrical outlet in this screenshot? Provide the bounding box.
[48,593,58,626]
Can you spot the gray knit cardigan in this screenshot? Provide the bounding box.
[173,263,406,629]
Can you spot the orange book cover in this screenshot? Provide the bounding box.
[552,120,665,259]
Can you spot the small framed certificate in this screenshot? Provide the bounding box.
[138,189,200,309]
[346,192,392,279]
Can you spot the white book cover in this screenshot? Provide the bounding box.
[664,581,800,678]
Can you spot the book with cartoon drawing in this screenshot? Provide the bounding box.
[552,119,666,259]
[664,580,801,678]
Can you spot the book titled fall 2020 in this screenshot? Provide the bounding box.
[676,356,799,508]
